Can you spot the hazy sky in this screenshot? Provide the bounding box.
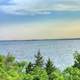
[0,0,80,40]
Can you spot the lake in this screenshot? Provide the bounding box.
[0,40,80,70]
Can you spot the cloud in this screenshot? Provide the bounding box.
[0,0,80,15]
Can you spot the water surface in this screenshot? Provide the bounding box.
[0,40,80,70]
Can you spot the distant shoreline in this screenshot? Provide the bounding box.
[0,38,80,41]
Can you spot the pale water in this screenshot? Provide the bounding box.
[0,40,80,70]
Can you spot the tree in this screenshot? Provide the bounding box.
[33,76,40,80]
[26,62,33,74]
[73,51,80,69]
[45,58,56,80]
[5,52,15,64]
[63,67,80,80]
[23,74,33,80]
[4,52,15,70]
[50,70,64,80]
[32,66,48,80]
[16,61,27,73]
[34,50,44,67]
[0,55,5,66]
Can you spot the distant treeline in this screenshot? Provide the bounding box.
[0,50,80,80]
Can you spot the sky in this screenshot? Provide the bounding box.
[0,0,80,40]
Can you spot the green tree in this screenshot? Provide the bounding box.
[45,58,56,80]
[26,62,33,74]
[34,50,44,67]
[23,74,33,80]
[33,76,40,80]
[3,52,15,70]
[32,66,48,80]
[50,70,64,80]
[16,61,27,73]
[73,51,80,69]
[0,55,5,67]
[63,67,80,80]
[6,52,15,63]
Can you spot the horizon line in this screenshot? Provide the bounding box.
[0,38,80,41]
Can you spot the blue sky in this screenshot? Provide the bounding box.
[0,0,80,40]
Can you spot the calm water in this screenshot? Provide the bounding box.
[0,40,80,70]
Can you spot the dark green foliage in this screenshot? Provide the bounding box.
[73,51,80,69]
[17,61,26,68]
[0,55,5,66]
[45,58,56,75]
[45,58,56,80]
[33,76,40,80]
[34,50,44,67]
[26,62,33,73]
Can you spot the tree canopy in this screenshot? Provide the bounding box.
[0,50,80,80]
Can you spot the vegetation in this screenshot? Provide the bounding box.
[0,50,80,80]
[34,50,44,67]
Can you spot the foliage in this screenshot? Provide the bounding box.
[45,58,56,74]
[63,67,80,80]
[26,62,33,74]
[0,50,80,80]
[51,70,64,80]
[32,66,48,80]
[73,51,80,69]
[45,58,56,80]
[34,50,44,67]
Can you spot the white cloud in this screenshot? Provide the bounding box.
[0,0,80,15]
